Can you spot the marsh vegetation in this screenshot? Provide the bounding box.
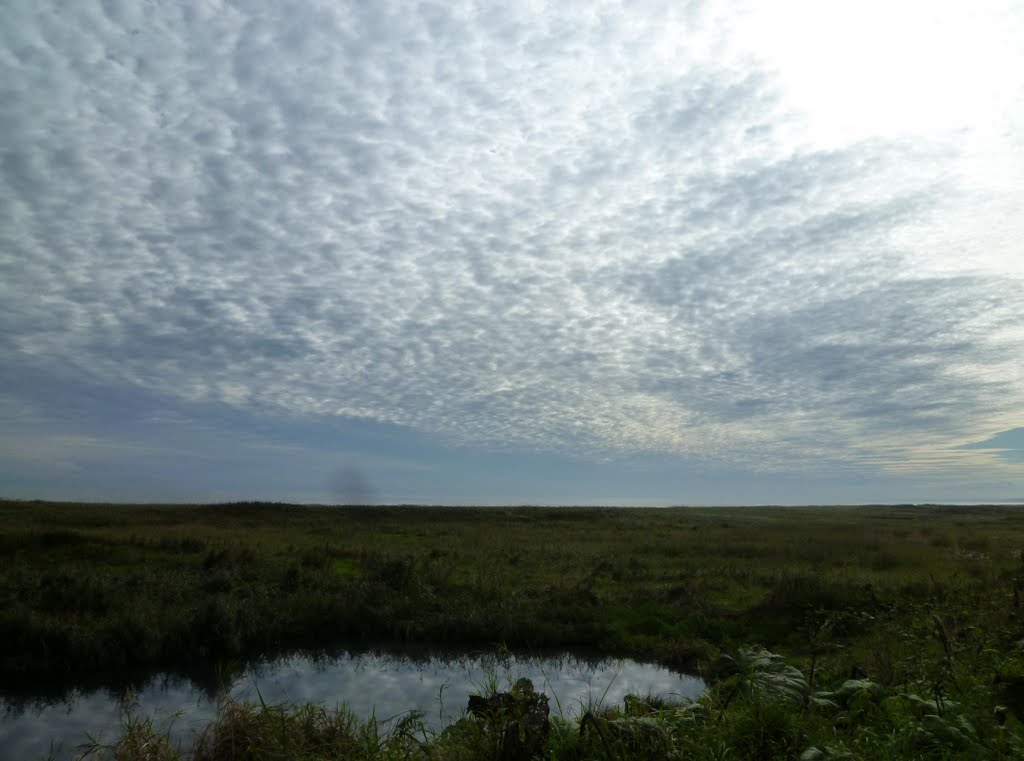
[3,500,1024,758]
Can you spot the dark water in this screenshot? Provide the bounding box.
[1,650,704,760]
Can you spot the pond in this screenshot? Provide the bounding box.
[1,649,704,760]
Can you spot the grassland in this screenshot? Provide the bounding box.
[3,500,1024,758]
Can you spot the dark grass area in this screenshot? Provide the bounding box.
[3,501,1024,757]
[2,501,1023,682]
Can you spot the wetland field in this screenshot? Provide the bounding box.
[3,500,1024,759]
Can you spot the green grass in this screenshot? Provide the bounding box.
[5,500,1024,757]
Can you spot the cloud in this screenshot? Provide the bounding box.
[1,0,1022,501]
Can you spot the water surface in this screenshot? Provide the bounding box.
[1,649,704,760]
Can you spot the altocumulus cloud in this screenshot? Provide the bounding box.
[1,0,1023,503]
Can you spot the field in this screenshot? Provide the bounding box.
[3,500,1024,759]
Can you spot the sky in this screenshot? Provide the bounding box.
[1,0,1023,505]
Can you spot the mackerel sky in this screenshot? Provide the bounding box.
[2,0,1023,505]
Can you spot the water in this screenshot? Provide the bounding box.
[1,649,704,760]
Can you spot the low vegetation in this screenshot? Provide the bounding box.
[3,500,1024,758]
